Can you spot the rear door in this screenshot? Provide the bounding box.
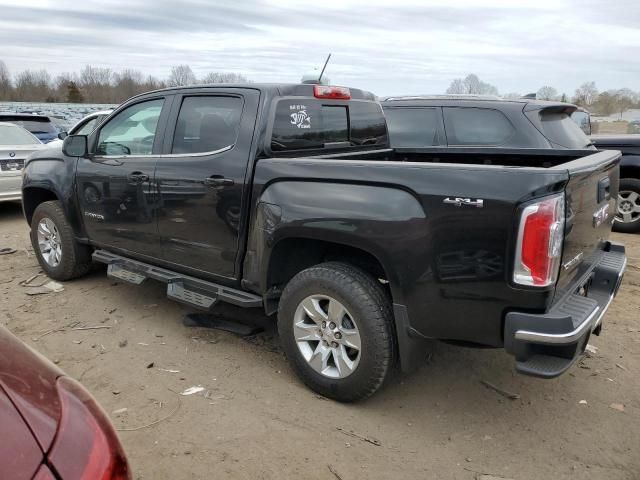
[155,88,259,280]
[76,96,172,257]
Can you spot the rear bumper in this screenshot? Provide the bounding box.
[504,242,626,378]
[0,174,22,202]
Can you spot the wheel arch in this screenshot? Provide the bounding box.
[22,187,60,224]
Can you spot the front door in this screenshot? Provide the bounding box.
[155,89,259,279]
[76,96,170,257]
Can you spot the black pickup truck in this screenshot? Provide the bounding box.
[23,84,626,401]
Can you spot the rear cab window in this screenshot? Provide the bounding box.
[270,99,387,153]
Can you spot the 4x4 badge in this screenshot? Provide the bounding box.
[443,197,484,208]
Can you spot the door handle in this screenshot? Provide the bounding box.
[204,175,234,187]
[128,171,149,183]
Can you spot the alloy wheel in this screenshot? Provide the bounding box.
[37,218,62,267]
[293,295,362,379]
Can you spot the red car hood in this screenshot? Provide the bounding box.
[0,385,44,479]
[0,326,63,454]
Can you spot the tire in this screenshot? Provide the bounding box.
[613,178,640,233]
[30,201,93,281]
[278,262,395,402]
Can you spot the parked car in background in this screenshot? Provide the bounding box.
[0,122,45,202]
[381,94,594,150]
[590,134,640,233]
[54,110,113,143]
[0,324,130,479]
[0,113,59,143]
[22,84,626,401]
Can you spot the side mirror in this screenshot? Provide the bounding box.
[62,135,88,157]
[58,131,68,140]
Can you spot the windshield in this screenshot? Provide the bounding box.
[0,116,56,134]
[0,124,40,145]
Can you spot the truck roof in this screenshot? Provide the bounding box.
[128,83,377,102]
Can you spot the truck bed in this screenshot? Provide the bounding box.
[249,148,620,347]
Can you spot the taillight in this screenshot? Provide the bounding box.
[513,193,565,287]
[313,85,351,100]
[48,376,131,480]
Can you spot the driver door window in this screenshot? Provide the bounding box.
[96,99,164,156]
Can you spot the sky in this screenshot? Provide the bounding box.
[1,0,639,96]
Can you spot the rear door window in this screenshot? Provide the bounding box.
[541,111,591,149]
[384,107,442,147]
[443,107,515,146]
[171,96,243,154]
[270,100,386,152]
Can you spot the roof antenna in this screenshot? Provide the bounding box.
[317,53,332,84]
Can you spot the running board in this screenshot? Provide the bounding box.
[93,250,262,310]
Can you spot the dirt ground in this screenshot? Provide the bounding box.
[1,201,639,480]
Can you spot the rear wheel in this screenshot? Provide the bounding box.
[30,201,93,281]
[613,178,640,233]
[278,262,394,402]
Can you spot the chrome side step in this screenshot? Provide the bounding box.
[93,250,262,310]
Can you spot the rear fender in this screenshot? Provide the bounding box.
[243,180,430,371]
[245,180,427,300]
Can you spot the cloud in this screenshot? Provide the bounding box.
[0,0,638,95]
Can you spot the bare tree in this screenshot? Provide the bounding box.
[0,60,12,101]
[612,89,635,118]
[593,91,618,116]
[573,81,598,107]
[80,65,113,103]
[53,73,79,102]
[446,74,498,96]
[201,72,249,84]
[537,86,558,101]
[112,69,144,102]
[168,65,197,87]
[13,69,52,102]
[141,75,166,92]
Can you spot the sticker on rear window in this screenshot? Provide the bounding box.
[289,104,311,129]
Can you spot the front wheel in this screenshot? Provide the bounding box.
[613,178,640,234]
[30,201,93,281]
[278,262,395,402]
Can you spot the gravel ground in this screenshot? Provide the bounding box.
[1,201,639,480]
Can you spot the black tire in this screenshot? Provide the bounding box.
[30,201,93,281]
[613,178,640,234]
[278,262,395,402]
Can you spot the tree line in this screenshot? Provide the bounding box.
[447,74,640,117]
[0,61,249,104]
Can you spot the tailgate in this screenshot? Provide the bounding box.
[553,150,621,294]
